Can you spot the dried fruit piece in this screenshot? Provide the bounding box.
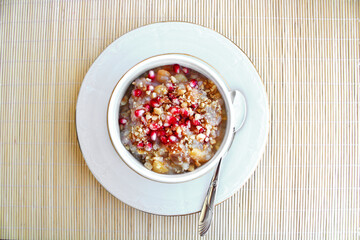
[152,160,168,174]
[156,69,171,83]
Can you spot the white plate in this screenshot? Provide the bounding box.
[76,22,269,216]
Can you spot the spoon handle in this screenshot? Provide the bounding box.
[198,158,222,236]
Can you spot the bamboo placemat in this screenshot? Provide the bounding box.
[1,0,359,239]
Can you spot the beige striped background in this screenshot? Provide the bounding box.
[1,0,359,239]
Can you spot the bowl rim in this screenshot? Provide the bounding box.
[107,53,236,183]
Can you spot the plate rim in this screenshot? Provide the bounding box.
[75,21,270,216]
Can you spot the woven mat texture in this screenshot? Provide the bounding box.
[1,0,359,239]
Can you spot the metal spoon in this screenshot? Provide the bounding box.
[198,90,246,236]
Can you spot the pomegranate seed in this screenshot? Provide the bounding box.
[180,109,189,118]
[144,104,151,112]
[166,115,177,125]
[169,106,180,115]
[150,131,157,141]
[145,128,150,135]
[134,109,145,117]
[158,130,166,136]
[118,118,127,125]
[189,79,198,88]
[205,137,209,143]
[137,142,144,148]
[198,127,205,133]
[172,98,180,105]
[140,116,147,124]
[173,64,180,74]
[148,70,155,80]
[191,103,198,109]
[182,67,189,75]
[192,119,200,126]
[168,135,178,143]
[171,123,179,129]
[147,85,154,91]
[185,120,191,128]
[149,122,160,131]
[132,89,142,97]
[145,142,152,151]
[166,82,174,92]
[150,97,161,108]
[168,93,175,99]
[160,136,168,144]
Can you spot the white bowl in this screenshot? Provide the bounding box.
[107,53,246,183]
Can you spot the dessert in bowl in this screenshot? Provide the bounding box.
[108,54,246,183]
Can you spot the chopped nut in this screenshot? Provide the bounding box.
[174,73,188,83]
[170,76,177,83]
[146,91,151,95]
[194,114,201,120]
[154,84,168,95]
[151,92,157,99]
[145,78,152,82]
[177,89,186,95]
[137,149,146,154]
[120,96,128,106]
[181,102,188,108]
[152,156,164,162]
[188,164,195,172]
[176,126,182,135]
[153,107,163,115]
[196,133,206,142]
[144,161,153,170]
[210,139,216,144]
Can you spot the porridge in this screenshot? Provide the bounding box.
[118,64,226,174]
